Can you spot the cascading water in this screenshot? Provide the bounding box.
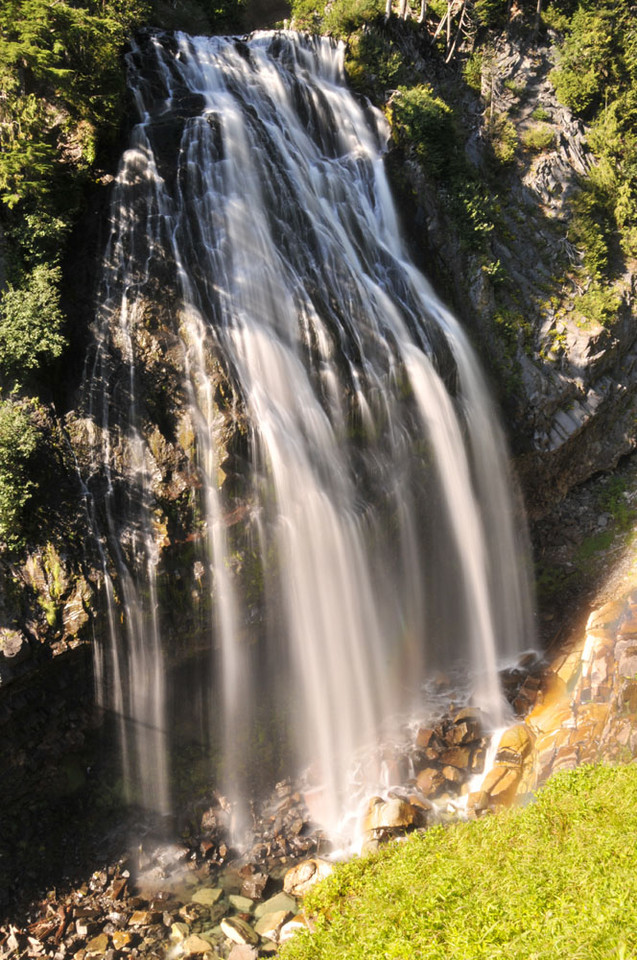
[84,28,535,836]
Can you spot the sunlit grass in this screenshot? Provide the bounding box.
[281,764,637,960]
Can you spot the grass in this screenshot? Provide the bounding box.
[280,764,637,960]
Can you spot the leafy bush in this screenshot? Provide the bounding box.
[390,85,456,179]
[488,112,518,164]
[281,764,637,960]
[0,399,41,547]
[463,51,483,92]
[473,0,509,28]
[347,29,410,99]
[323,0,384,36]
[569,176,616,280]
[521,122,555,153]
[550,1,637,269]
[550,5,617,118]
[0,264,67,384]
[575,281,622,328]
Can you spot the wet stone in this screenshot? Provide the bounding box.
[85,932,109,955]
[254,892,297,920]
[183,933,216,955]
[228,894,253,913]
[254,910,291,941]
[240,872,268,900]
[220,916,259,946]
[111,930,134,949]
[283,858,334,897]
[171,921,190,940]
[228,945,258,960]
[191,887,224,906]
[440,746,471,768]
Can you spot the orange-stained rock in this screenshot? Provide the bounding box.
[586,599,625,634]
[112,932,134,950]
[553,648,582,689]
[526,699,573,736]
[416,727,435,749]
[576,701,610,724]
[440,746,472,769]
[416,767,445,797]
[441,765,465,784]
[363,797,422,833]
[551,746,578,772]
[480,764,521,804]
[495,724,534,764]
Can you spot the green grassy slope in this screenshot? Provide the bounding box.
[281,764,637,960]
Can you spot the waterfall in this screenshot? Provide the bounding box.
[84,29,535,834]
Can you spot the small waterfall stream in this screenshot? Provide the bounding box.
[84,29,535,835]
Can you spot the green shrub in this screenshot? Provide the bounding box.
[323,0,384,38]
[346,29,409,98]
[575,281,622,328]
[550,5,617,117]
[0,398,41,547]
[390,85,456,179]
[531,106,551,122]
[521,122,555,152]
[569,178,616,280]
[463,51,483,92]
[0,263,67,383]
[473,0,509,28]
[488,113,518,164]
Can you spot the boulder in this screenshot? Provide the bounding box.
[254,892,297,920]
[171,922,190,941]
[85,933,109,955]
[283,858,333,898]
[111,931,134,949]
[228,894,254,914]
[472,764,522,811]
[494,724,534,766]
[415,727,435,749]
[447,713,483,744]
[254,910,291,942]
[440,746,472,769]
[220,917,259,946]
[415,767,445,797]
[363,797,418,833]
[241,872,268,900]
[279,917,310,943]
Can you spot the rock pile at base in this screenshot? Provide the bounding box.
[0,785,323,960]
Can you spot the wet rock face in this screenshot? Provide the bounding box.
[389,28,637,515]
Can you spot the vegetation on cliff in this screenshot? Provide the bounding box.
[0,0,249,555]
[281,763,637,960]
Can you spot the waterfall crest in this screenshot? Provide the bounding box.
[85,29,535,833]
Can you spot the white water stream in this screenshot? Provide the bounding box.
[85,30,534,835]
